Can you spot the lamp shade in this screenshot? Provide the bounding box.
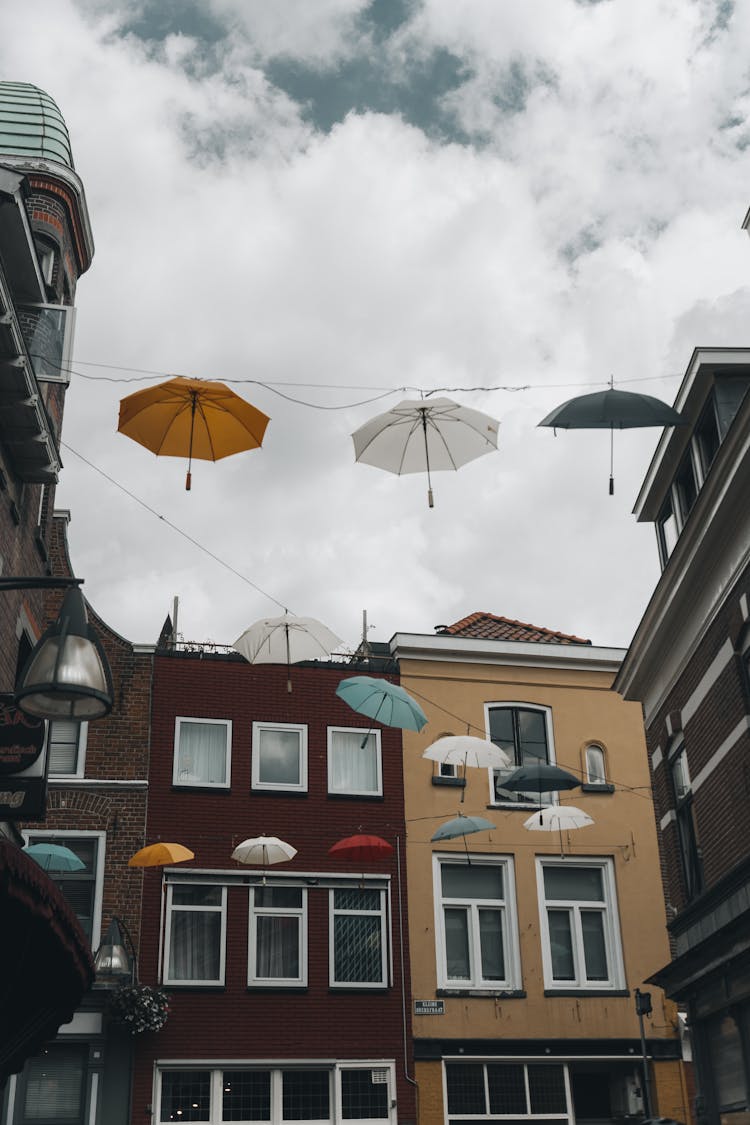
[15,588,113,720]
[94,917,133,980]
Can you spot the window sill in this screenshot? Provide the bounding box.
[327,792,384,801]
[247,985,308,993]
[437,988,526,999]
[163,983,226,991]
[171,784,231,793]
[328,985,389,993]
[581,782,615,794]
[431,776,465,788]
[543,988,629,997]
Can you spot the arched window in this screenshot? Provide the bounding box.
[585,744,607,786]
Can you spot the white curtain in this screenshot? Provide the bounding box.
[330,731,377,792]
[178,722,227,784]
[169,910,220,980]
[256,916,299,978]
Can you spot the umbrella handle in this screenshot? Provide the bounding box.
[186,391,198,491]
[420,409,434,508]
[609,426,614,495]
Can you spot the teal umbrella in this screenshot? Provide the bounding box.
[431,815,496,842]
[23,843,85,872]
[335,676,427,746]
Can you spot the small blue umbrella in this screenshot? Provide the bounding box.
[431,815,496,842]
[23,843,85,872]
[336,676,428,736]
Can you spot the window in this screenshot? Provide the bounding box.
[537,859,624,990]
[669,744,703,901]
[157,1065,394,1124]
[694,397,721,478]
[24,831,104,945]
[47,720,87,777]
[252,723,307,792]
[330,888,387,987]
[327,729,382,797]
[435,856,520,990]
[584,744,607,786]
[21,1044,88,1123]
[656,494,679,567]
[445,1061,569,1122]
[487,704,553,804]
[173,718,231,788]
[249,885,306,986]
[165,883,226,985]
[674,450,698,525]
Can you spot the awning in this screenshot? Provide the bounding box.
[0,839,94,1082]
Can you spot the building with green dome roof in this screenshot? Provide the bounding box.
[0,82,75,169]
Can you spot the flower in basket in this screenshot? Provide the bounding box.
[107,983,169,1034]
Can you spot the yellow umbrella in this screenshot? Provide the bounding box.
[118,376,270,489]
[128,842,194,867]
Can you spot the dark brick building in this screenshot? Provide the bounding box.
[132,647,416,1125]
[616,347,750,1124]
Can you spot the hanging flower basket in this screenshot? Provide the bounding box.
[107,984,169,1034]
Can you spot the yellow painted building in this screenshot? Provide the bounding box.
[391,614,690,1125]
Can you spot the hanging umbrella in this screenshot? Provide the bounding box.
[336,676,427,747]
[128,842,195,867]
[118,376,270,490]
[328,835,393,862]
[352,397,500,507]
[523,805,594,857]
[538,383,687,494]
[231,836,297,867]
[23,843,85,872]
[499,762,582,806]
[234,613,343,692]
[431,814,496,842]
[424,735,511,803]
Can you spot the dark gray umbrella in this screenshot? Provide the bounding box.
[539,385,687,493]
[499,762,581,805]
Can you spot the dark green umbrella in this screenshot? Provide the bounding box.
[499,762,581,806]
[539,384,687,493]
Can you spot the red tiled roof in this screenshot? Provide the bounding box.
[436,612,591,646]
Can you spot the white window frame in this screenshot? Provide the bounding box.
[248,884,307,987]
[584,743,607,786]
[46,719,88,779]
[22,829,105,947]
[251,721,308,793]
[163,882,227,986]
[484,702,556,808]
[443,1059,571,1121]
[434,853,521,991]
[536,857,624,991]
[173,717,231,789]
[154,1063,397,1125]
[327,727,383,797]
[329,886,388,988]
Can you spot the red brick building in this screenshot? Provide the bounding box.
[616,347,750,1124]
[131,647,415,1125]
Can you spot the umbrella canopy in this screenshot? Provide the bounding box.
[424,735,510,770]
[23,843,85,872]
[118,376,270,490]
[234,613,342,688]
[431,814,496,842]
[328,835,393,862]
[539,385,687,494]
[522,805,594,832]
[128,842,195,868]
[335,676,428,736]
[500,762,582,803]
[231,836,297,867]
[352,396,500,507]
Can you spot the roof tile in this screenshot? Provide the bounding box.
[437,612,590,646]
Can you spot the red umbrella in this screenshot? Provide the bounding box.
[328,835,393,863]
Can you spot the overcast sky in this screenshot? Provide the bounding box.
[3,0,750,652]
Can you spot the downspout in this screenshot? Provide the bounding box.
[396,835,418,1113]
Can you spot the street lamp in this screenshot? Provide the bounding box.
[0,577,113,720]
[94,915,137,983]
[635,988,653,1118]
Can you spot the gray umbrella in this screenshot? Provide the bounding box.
[539,384,687,493]
[499,762,581,806]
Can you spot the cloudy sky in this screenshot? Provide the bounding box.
[3,0,750,651]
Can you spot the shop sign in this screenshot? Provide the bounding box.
[0,694,47,819]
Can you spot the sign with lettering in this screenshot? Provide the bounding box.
[0,694,47,819]
[414,1000,445,1015]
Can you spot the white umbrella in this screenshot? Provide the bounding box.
[231,836,297,880]
[424,735,510,803]
[352,397,500,507]
[523,805,594,856]
[234,614,343,692]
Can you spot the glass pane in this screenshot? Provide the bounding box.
[282,1070,330,1121]
[24,1048,85,1120]
[657,496,679,563]
[341,1070,389,1120]
[478,909,505,981]
[581,912,608,981]
[487,1064,526,1114]
[173,885,223,907]
[258,728,301,785]
[256,916,299,978]
[330,732,378,793]
[334,915,382,982]
[707,1014,747,1108]
[177,721,227,784]
[517,709,548,763]
[548,910,575,980]
[528,1066,567,1113]
[675,453,697,523]
[544,866,603,902]
[488,708,516,756]
[169,911,221,980]
[671,749,690,801]
[715,374,750,437]
[160,1071,211,1122]
[48,720,80,774]
[444,907,471,979]
[255,887,302,909]
[442,863,503,900]
[446,1064,486,1114]
[223,1071,271,1121]
[334,889,380,912]
[695,400,720,475]
[585,746,606,784]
